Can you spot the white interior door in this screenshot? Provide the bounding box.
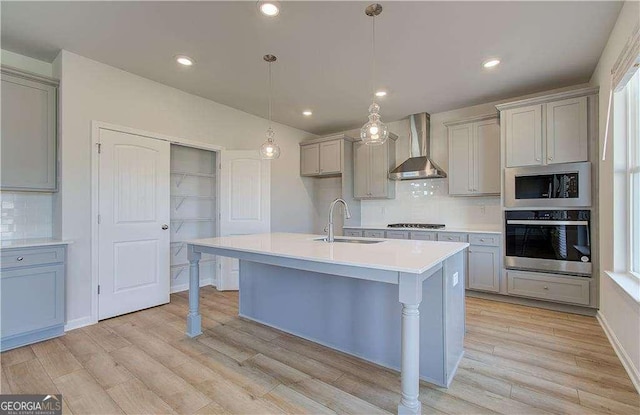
[98,128,170,319]
[218,150,270,291]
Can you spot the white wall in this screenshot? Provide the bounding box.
[589,0,640,390]
[54,50,316,327]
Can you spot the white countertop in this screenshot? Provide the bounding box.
[344,225,502,235]
[187,232,468,274]
[0,238,73,250]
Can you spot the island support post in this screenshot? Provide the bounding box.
[186,245,202,337]
[398,272,423,415]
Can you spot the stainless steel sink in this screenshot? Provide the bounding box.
[314,237,383,244]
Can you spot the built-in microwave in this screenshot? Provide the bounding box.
[504,162,591,208]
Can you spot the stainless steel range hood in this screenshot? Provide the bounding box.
[388,113,446,180]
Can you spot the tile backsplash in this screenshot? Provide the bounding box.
[1,192,54,240]
[361,179,501,228]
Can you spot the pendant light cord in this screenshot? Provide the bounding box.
[268,61,273,129]
[371,14,376,104]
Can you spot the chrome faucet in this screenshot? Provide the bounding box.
[327,198,352,242]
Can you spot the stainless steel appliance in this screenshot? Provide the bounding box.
[505,210,591,275]
[387,223,445,229]
[388,113,447,180]
[504,162,591,208]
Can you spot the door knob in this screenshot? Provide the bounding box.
[162,224,169,230]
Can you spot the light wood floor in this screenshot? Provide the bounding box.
[1,288,638,415]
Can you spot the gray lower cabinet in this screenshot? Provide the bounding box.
[1,245,66,351]
[1,68,58,192]
[385,230,408,240]
[363,230,385,238]
[410,231,437,241]
[507,270,590,305]
[468,246,500,293]
[437,233,468,243]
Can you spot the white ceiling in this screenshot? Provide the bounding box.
[1,1,622,135]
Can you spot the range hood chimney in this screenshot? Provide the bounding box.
[388,113,447,180]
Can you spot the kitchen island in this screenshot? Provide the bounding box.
[186,232,468,415]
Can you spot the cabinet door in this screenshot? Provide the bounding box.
[1,73,57,191]
[353,142,370,198]
[504,104,543,167]
[1,265,65,338]
[448,124,473,195]
[368,142,389,197]
[474,119,501,194]
[344,229,363,237]
[546,97,588,164]
[468,246,500,293]
[319,140,342,175]
[300,144,320,176]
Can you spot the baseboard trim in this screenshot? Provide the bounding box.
[597,311,640,393]
[170,278,214,294]
[64,316,94,332]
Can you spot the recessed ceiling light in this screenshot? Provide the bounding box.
[258,1,280,17]
[483,59,500,68]
[302,110,313,116]
[175,55,194,66]
[375,90,387,97]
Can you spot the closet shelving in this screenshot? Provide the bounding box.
[169,145,218,291]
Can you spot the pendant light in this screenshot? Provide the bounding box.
[360,3,389,146]
[260,54,281,160]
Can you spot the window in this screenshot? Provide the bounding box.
[628,70,640,276]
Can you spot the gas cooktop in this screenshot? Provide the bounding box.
[387,223,446,229]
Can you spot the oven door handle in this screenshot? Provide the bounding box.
[506,220,589,226]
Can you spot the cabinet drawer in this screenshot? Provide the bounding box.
[343,229,363,237]
[469,234,500,247]
[363,230,385,238]
[507,270,589,305]
[437,233,468,243]
[410,231,437,241]
[385,231,408,240]
[1,246,65,269]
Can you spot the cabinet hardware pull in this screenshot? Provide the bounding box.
[548,156,554,161]
[536,157,541,161]
[16,256,24,261]
[543,286,549,290]
[162,224,169,230]
[480,239,486,242]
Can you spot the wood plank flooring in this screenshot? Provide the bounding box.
[1,288,638,414]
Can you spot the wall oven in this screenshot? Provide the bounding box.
[505,210,591,276]
[504,162,591,208]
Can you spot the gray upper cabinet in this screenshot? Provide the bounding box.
[447,116,500,196]
[545,97,588,164]
[1,68,58,192]
[353,135,396,199]
[503,104,543,167]
[300,137,344,177]
[500,91,591,168]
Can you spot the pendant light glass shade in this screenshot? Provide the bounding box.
[260,54,281,160]
[260,127,281,159]
[361,3,388,146]
[360,102,389,146]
